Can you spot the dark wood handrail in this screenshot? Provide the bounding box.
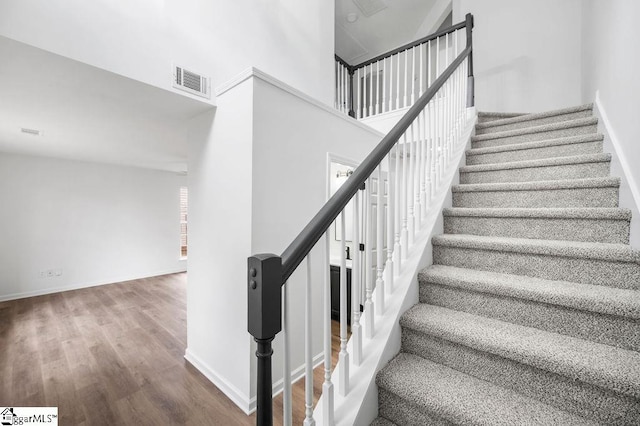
[282,45,471,282]
[351,21,466,70]
[334,54,353,72]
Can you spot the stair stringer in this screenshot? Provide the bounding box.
[314,110,477,425]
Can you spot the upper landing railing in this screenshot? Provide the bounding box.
[249,14,474,426]
[335,18,473,119]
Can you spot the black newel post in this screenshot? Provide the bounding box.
[248,254,283,426]
[348,68,356,118]
[465,13,475,107]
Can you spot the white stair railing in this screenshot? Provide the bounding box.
[248,14,475,426]
[335,21,468,120]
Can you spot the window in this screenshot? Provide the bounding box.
[180,186,188,258]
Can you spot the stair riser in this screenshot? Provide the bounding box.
[401,328,640,424]
[443,216,630,244]
[452,186,619,208]
[419,283,640,351]
[472,124,598,149]
[476,110,593,135]
[466,140,603,165]
[432,245,640,289]
[460,161,610,184]
[378,389,451,426]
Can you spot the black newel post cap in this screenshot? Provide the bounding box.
[247,254,282,340]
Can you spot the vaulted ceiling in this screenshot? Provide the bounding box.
[335,0,452,65]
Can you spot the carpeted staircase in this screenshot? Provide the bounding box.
[372,104,640,425]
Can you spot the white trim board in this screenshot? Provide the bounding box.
[594,91,640,249]
[216,67,384,139]
[0,267,187,302]
[184,348,323,415]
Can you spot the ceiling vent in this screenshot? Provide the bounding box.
[352,0,388,17]
[21,127,41,136]
[173,65,210,99]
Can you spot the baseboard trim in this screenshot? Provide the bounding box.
[184,348,254,414]
[185,348,324,415]
[0,267,188,302]
[594,91,640,248]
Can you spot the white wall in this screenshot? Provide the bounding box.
[186,69,382,412]
[185,80,255,411]
[0,153,187,301]
[453,0,583,113]
[0,0,335,106]
[251,75,382,394]
[581,0,640,247]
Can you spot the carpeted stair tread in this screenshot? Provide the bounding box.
[442,207,631,243]
[453,176,620,193]
[465,134,604,165]
[419,264,640,319]
[443,207,631,220]
[376,352,597,426]
[432,234,639,263]
[467,134,604,156]
[400,304,640,398]
[369,417,397,426]
[459,153,611,184]
[472,117,598,143]
[475,104,593,134]
[459,153,610,173]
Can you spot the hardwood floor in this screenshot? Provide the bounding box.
[0,273,345,425]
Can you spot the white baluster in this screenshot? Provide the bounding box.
[344,65,348,113]
[356,68,362,119]
[428,40,432,88]
[411,46,416,105]
[375,165,385,315]
[446,35,452,163]
[393,143,402,276]
[396,52,401,110]
[414,115,422,231]
[339,211,349,396]
[425,104,433,204]
[373,61,379,115]
[389,55,394,112]
[419,43,424,97]
[382,57,387,113]
[385,153,394,293]
[400,133,409,260]
[351,191,362,366]
[283,281,292,426]
[436,36,440,79]
[408,123,415,247]
[364,178,375,338]
[304,256,315,426]
[419,110,427,222]
[368,64,373,117]
[322,231,334,425]
[334,62,338,110]
[404,49,408,108]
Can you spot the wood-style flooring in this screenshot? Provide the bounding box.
[0,273,345,425]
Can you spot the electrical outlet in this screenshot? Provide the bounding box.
[46,270,54,277]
